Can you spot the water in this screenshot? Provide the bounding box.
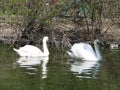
[0,44,120,90]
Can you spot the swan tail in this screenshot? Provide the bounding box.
[67,51,75,58]
[13,48,19,52]
[67,51,72,56]
[13,48,23,56]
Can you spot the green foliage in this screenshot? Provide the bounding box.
[0,0,68,29]
[0,0,119,41]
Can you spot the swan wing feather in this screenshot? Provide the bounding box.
[81,43,96,56]
[19,45,42,54]
[71,43,97,60]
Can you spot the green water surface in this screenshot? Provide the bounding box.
[0,44,120,90]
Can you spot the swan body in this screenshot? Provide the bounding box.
[13,36,49,57]
[67,39,102,61]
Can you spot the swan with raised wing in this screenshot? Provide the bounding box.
[67,39,102,61]
[13,36,49,57]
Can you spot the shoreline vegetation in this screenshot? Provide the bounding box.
[0,17,120,46]
[0,0,120,49]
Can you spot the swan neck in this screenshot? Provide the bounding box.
[43,40,49,56]
[94,41,102,60]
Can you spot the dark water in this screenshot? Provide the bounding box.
[0,44,120,90]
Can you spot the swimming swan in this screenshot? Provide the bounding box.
[67,39,102,61]
[13,36,49,57]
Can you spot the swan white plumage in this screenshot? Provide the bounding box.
[13,36,49,57]
[67,39,102,61]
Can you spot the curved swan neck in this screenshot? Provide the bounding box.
[43,39,49,56]
[94,40,102,60]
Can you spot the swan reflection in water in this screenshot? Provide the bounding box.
[69,60,101,79]
[16,56,49,79]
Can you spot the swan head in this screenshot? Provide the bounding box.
[94,39,102,47]
[94,39,100,44]
[43,36,49,42]
[94,39,99,43]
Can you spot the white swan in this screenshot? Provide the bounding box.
[67,39,102,61]
[13,36,49,57]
